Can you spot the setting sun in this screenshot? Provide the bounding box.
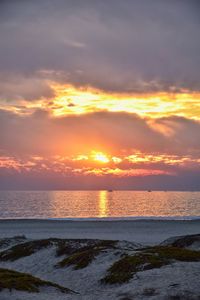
[91,151,110,163]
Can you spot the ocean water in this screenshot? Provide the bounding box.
[0,190,200,220]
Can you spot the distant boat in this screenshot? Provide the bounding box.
[148,190,152,192]
[107,189,113,192]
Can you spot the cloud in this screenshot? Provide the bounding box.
[0,1,200,189]
[0,109,167,157]
[0,0,200,95]
[153,116,200,155]
[1,109,200,159]
[0,162,200,190]
[1,106,200,189]
[0,73,54,103]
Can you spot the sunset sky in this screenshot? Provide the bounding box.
[1,0,200,190]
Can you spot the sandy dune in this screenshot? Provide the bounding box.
[0,220,200,299]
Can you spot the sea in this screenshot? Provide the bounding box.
[0,190,200,220]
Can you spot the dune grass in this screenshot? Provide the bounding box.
[56,240,117,269]
[0,236,26,250]
[145,246,200,261]
[0,238,117,267]
[0,268,76,293]
[0,238,62,261]
[102,246,200,284]
[58,248,101,269]
[166,234,200,248]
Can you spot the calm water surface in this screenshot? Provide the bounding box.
[0,191,199,219]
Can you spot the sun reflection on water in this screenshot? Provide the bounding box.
[99,190,108,217]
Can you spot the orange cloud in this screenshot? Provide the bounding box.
[1,82,200,121]
[80,167,173,177]
[1,151,199,178]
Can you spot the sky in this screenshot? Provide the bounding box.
[0,0,200,190]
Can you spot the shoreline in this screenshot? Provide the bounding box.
[0,218,199,245]
[1,215,200,221]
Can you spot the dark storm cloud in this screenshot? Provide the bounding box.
[0,0,200,99]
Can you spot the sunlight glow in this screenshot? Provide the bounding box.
[47,83,200,120]
[91,151,110,163]
[2,82,200,121]
[2,152,200,178]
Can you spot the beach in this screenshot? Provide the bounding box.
[0,218,200,245]
[0,219,200,299]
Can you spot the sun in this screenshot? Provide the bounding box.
[91,151,110,163]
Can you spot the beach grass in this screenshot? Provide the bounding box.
[56,240,117,269]
[0,239,57,261]
[102,246,200,284]
[0,268,76,293]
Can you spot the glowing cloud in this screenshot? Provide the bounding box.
[1,82,200,121]
[46,84,200,120]
[91,151,110,163]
